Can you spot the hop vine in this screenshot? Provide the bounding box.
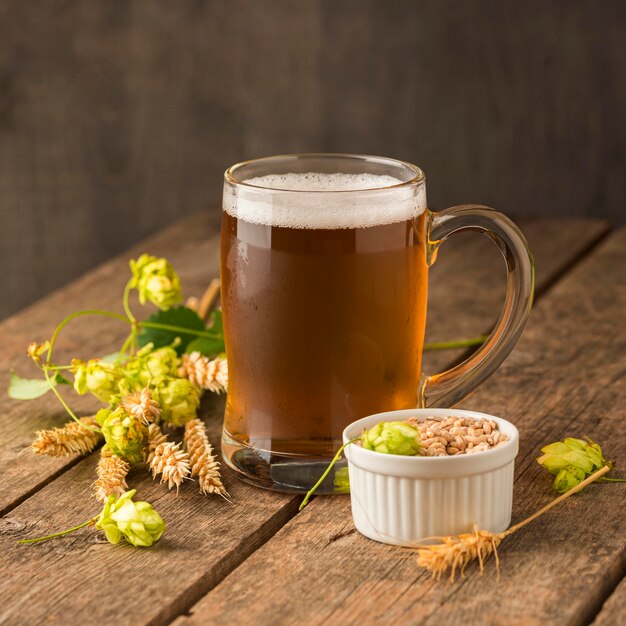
[9,254,230,551]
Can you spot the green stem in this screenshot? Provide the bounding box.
[43,368,83,427]
[18,516,97,545]
[597,477,626,483]
[118,327,137,360]
[122,280,136,323]
[299,437,360,511]
[45,309,130,366]
[140,321,221,340]
[423,335,488,351]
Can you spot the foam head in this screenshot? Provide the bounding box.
[223,172,427,229]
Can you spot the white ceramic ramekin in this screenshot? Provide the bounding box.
[343,408,519,546]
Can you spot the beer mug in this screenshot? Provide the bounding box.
[220,154,533,492]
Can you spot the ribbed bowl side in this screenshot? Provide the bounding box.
[348,461,515,546]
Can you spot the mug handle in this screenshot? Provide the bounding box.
[419,204,535,408]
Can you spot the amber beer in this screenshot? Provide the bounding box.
[221,169,429,486]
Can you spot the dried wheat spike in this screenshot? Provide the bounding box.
[93,447,130,502]
[121,387,161,424]
[148,427,191,491]
[146,422,168,464]
[179,353,228,393]
[32,416,101,457]
[184,418,228,497]
[415,525,503,582]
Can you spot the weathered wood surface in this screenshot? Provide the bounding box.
[0,216,616,626]
[0,216,606,516]
[0,210,220,516]
[424,217,609,374]
[592,577,626,626]
[175,228,626,626]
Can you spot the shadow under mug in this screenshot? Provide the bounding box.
[219,153,534,493]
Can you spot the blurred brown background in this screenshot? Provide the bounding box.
[1,0,624,320]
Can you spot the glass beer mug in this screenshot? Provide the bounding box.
[220,154,533,492]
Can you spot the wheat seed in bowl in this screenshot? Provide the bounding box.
[407,415,509,457]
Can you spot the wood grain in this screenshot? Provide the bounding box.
[0,216,605,516]
[0,210,220,515]
[174,228,626,626]
[0,217,606,625]
[592,577,626,626]
[423,217,609,375]
[1,0,624,319]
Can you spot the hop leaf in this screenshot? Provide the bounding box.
[98,407,148,464]
[361,421,421,455]
[129,254,182,311]
[96,490,166,547]
[137,306,206,356]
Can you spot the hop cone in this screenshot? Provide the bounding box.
[125,345,179,387]
[96,489,166,547]
[129,254,182,310]
[537,437,611,492]
[152,377,200,427]
[72,359,125,403]
[97,407,148,464]
[361,421,421,455]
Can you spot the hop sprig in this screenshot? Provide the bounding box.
[19,489,166,548]
[184,418,228,497]
[32,416,101,457]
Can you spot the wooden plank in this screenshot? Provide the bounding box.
[0,218,608,625]
[0,210,221,515]
[592,578,626,626]
[0,217,607,515]
[174,228,626,626]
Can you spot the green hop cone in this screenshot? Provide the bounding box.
[129,254,182,310]
[97,407,148,464]
[537,436,612,492]
[361,421,421,455]
[152,376,200,427]
[125,344,179,386]
[96,490,166,547]
[72,358,125,403]
[553,465,587,494]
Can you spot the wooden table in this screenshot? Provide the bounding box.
[0,213,624,626]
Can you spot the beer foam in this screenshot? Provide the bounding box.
[224,172,426,229]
